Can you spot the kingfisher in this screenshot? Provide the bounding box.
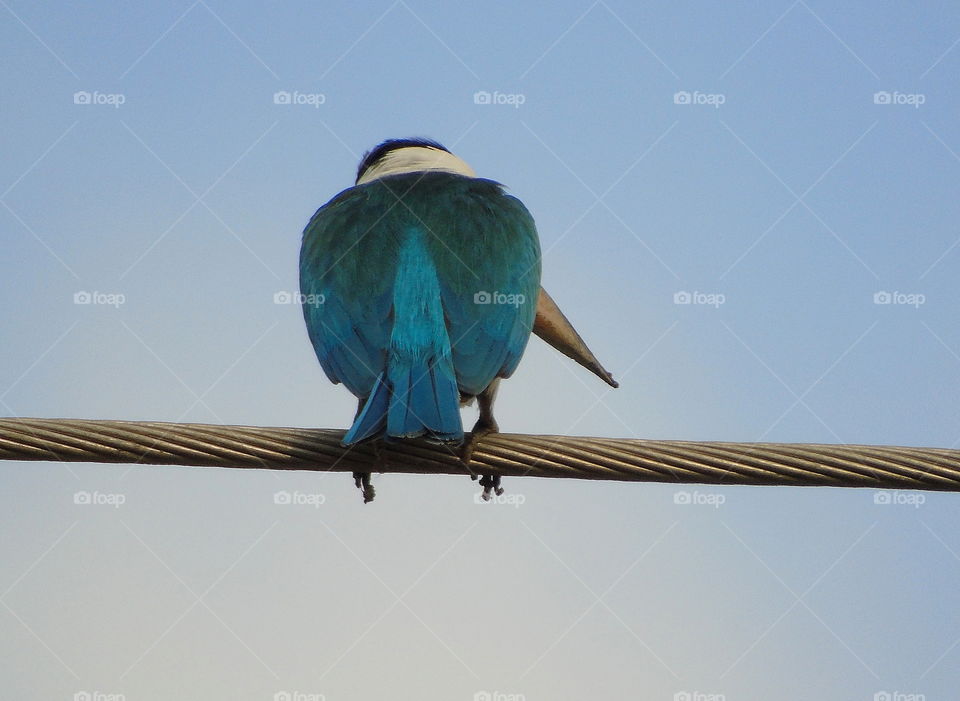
[300,138,616,503]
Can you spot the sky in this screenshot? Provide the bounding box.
[1,1,959,699]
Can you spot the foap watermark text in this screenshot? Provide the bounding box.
[873,491,925,508]
[674,90,725,108]
[74,291,125,307]
[274,490,326,508]
[674,692,725,701]
[74,692,125,701]
[275,291,325,307]
[474,691,525,701]
[674,290,725,308]
[873,291,924,308]
[873,91,924,108]
[873,692,925,701]
[474,290,525,307]
[674,490,725,508]
[273,692,325,701]
[74,491,125,508]
[74,91,125,108]
[274,90,326,108]
[474,492,525,507]
[473,90,525,108]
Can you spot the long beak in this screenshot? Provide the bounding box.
[533,288,619,388]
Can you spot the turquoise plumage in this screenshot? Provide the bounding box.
[299,139,541,500]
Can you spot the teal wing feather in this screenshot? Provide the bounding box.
[419,176,541,396]
[299,186,398,399]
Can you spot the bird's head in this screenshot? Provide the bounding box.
[355,138,476,185]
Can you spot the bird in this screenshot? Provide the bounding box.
[299,138,540,501]
[300,138,617,503]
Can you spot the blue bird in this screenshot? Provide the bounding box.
[300,138,542,501]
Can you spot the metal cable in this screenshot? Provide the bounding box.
[1,418,958,491]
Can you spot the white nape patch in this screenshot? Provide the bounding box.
[357,146,476,184]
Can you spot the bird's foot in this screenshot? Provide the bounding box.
[461,416,498,469]
[353,471,375,503]
[463,415,502,499]
[477,473,504,501]
[352,441,383,504]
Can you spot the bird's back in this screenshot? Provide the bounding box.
[300,171,541,443]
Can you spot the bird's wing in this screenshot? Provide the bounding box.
[418,176,542,396]
[299,186,399,398]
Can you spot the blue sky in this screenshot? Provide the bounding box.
[2,1,959,699]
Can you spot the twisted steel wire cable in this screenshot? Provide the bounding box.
[1,417,958,491]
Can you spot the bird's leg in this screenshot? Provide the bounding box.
[462,379,504,500]
[351,398,376,503]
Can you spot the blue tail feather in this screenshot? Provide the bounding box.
[340,228,467,446]
[342,357,463,445]
[343,374,389,444]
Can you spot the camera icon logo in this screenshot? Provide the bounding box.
[74,291,92,304]
[673,291,692,305]
[873,291,892,305]
[873,491,892,505]
[273,291,293,304]
[273,91,292,105]
[673,491,691,505]
[73,91,92,105]
[473,91,492,105]
[873,91,891,105]
[274,490,292,505]
[673,91,691,104]
[474,291,492,304]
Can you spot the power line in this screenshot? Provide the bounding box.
[1,418,958,492]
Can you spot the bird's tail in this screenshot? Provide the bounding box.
[343,228,464,446]
[342,355,463,445]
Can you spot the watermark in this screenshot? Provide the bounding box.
[674,290,725,308]
[873,291,925,308]
[473,290,526,307]
[473,90,525,108]
[274,291,325,307]
[273,692,325,701]
[473,492,525,507]
[273,90,326,108]
[873,491,925,508]
[74,692,126,701]
[873,91,924,108]
[673,490,725,508]
[74,491,125,508]
[674,90,725,108]
[674,692,725,701]
[874,692,925,701]
[73,91,125,108]
[473,692,525,701]
[74,291,125,308]
[274,490,326,508]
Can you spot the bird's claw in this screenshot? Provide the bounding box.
[460,435,483,472]
[353,471,375,503]
[352,440,386,504]
[461,417,498,468]
[478,473,503,501]
[464,413,503,499]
